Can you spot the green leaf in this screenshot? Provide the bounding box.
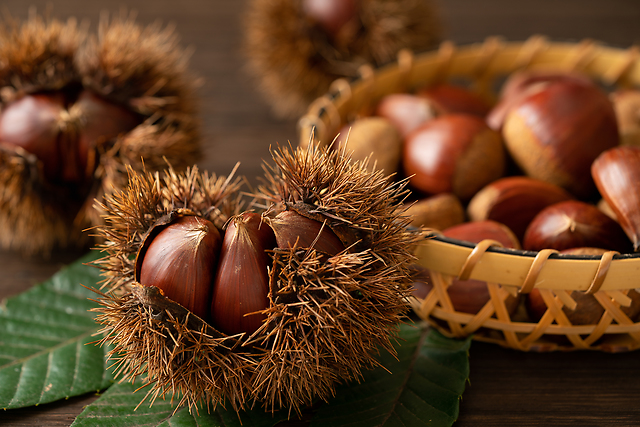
[309,323,471,427]
[71,322,470,427]
[71,380,287,427]
[0,251,114,409]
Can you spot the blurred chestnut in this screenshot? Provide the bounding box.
[414,220,521,315]
[374,93,436,138]
[592,145,640,251]
[302,0,359,38]
[501,78,619,198]
[403,114,506,201]
[211,212,275,335]
[417,83,492,117]
[526,247,640,325]
[337,117,402,174]
[0,93,67,183]
[404,193,465,231]
[467,176,574,241]
[0,89,140,186]
[522,200,632,252]
[137,215,222,321]
[611,89,640,147]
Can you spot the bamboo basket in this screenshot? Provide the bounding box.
[297,36,640,352]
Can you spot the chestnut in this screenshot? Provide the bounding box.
[467,176,574,241]
[265,210,345,255]
[0,93,67,183]
[302,0,359,38]
[374,93,436,138]
[522,200,632,252]
[403,114,505,201]
[136,215,222,320]
[610,89,640,147]
[0,89,140,186]
[500,77,619,198]
[414,220,521,315]
[487,70,593,131]
[404,193,465,231]
[337,117,402,174]
[592,145,640,251]
[211,212,276,335]
[417,83,492,118]
[526,247,640,325]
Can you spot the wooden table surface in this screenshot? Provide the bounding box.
[2,0,640,425]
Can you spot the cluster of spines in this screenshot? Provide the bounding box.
[93,143,419,416]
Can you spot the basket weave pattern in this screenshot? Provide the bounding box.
[298,36,640,352]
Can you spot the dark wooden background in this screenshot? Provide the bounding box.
[2,0,640,425]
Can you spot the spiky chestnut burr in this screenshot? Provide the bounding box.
[0,12,200,255]
[243,0,442,118]
[91,143,419,416]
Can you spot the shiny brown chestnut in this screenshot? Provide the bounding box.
[265,210,345,255]
[403,114,506,201]
[211,212,276,335]
[592,145,640,251]
[501,78,619,199]
[467,176,574,241]
[526,247,640,325]
[136,215,222,320]
[522,200,632,252]
[487,70,593,131]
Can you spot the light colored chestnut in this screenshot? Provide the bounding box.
[501,78,619,198]
[592,145,640,251]
[137,215,222,321]
[211,212,275,335]
[403,114,506,201]
[522,200,632,252]
[404,193,465,231]
[467,176,574,241]
[610,89,640,147]
[338,116,402,175]
[526,247,640,325]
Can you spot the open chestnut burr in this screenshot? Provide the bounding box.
[92,143,419,415]
[0,13,200,255]
[243,0,442,118]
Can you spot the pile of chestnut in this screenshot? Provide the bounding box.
[335,70,640,325]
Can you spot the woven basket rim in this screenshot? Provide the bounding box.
[297,36,640,351]
[298,36,640,293]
